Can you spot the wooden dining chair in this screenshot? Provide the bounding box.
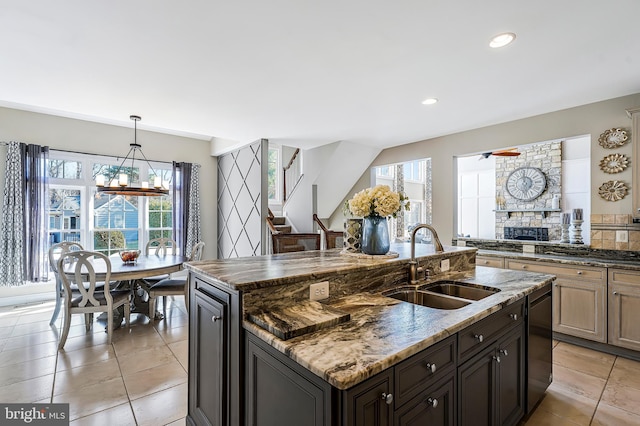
[57,251,130,349]
[148,241,205,318]
[48,241,99,325]
[144,237,178,283]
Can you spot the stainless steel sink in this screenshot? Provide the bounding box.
[384,288,471,310]
[419,281,500,301]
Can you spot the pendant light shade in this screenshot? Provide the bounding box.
[95,115,169,196]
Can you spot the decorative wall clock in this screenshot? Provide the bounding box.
[599,153,629,174]
[598,180,628,202]
[598,128,628,148]
[505,167,547,201]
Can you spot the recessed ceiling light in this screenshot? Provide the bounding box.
[422,98,438,105]
[489,32,516,48]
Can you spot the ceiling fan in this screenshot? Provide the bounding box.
[479,148,521,159]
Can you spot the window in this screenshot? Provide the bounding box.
[376,166,394,178]
[268,146,280,201]
[403,160,424,182]
[373,158,431,242]
[46,151,173,257]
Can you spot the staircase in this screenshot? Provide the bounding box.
[267,209,320,253]
[269,215,292,234]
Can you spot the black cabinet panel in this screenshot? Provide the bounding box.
[190,289,227,426]
[395,376,455,426]
[246,335,332,426]
[458,347,495,426]
[497,325,525,426]
[343,369,393,426]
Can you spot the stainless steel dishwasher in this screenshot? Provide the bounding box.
[526,282,553,414]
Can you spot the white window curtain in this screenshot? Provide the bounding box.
[0,142,49,286]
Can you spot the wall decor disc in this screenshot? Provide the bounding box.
[599,153,629,174]
[598,128,628,148]
[598,180,628,202]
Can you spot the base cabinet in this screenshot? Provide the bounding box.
[608,269,640,351]
[188,277,242,426]
[458,325,524,426]
[506,260,606,343]
[394,376,455,426]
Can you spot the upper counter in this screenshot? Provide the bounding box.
[185,244,474,291]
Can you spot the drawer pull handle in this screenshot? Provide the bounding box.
[426,363,437,373]
[493,355,501,363]
[577,271,583,275]
[613,291,618,295]
[211,315,221,322]
[381,393,393,405]
[475,334,484,343]
[522,265,527,269]
[499,349,508,356]
[484,260,489,264]
[509,313,518,321]
[426,397,438,408]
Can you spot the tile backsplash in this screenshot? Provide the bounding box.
[590,214,640,251]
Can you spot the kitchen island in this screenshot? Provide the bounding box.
[185,244,554,426]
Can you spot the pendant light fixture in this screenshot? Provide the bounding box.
[95,115,169,196]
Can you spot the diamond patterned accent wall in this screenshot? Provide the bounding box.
[217,139,268,258]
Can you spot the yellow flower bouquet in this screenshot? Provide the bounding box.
[346,185,410,218]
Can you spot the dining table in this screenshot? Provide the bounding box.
[64,253,188,325]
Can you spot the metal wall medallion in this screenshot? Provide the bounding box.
[598,128,628,148]
[598,180,628,202]
[599,153,629,174]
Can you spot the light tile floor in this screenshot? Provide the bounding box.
[1,299,640,425]
[0,298,188,425]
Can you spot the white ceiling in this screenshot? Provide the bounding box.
[2,1,640,151]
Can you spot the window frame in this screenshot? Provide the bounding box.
[47,150,173,255]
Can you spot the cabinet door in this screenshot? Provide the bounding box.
[609,269,640,351]
[553,278,606,342]
[458,347,496,426]
[496,326,525,426]
[395,376,455,426]
[344,369,393,426]
[190,289,227,426]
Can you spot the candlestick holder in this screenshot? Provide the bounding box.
[560,224,570,243]
[570,219,584,244]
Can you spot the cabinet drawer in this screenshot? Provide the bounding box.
[506,260,605,281]
[394,335,456,408]
[609,269,640,285]
[458,300,524,362]
[476,256,504,268]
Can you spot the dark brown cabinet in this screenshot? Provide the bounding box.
[394,376,455,426]
[458,325,524,426]
[188,277,242,426]
[343,369,393,426]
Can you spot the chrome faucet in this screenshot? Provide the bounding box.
[409,224,444,284]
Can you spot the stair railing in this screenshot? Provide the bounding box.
[266,208,279,234]
[312,214,344,249]
[283,148,303,202]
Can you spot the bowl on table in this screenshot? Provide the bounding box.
[119,249,141,264]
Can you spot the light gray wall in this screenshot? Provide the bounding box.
[0,107,217,259]
[330,93,640,245]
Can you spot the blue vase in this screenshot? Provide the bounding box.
[361,216,390,255]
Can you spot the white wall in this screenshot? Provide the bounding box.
[0,107,217,296]
[329,93,640,245]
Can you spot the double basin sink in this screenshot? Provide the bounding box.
[383,280,500,310]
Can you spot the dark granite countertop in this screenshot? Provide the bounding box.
[243,266,554,390]
[185,244,475,291]
[477,249,640,270]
